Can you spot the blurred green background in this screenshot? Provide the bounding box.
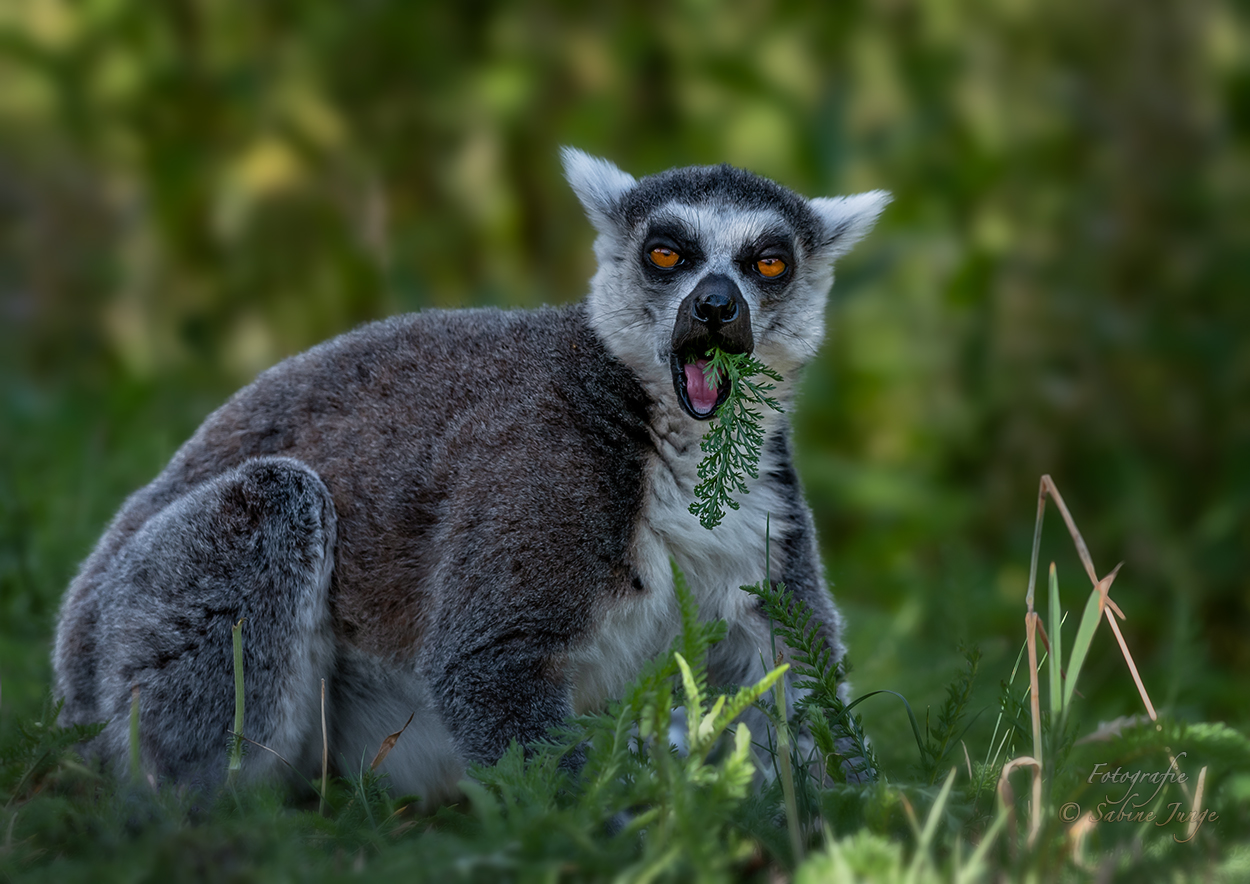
[1,0,1246,770]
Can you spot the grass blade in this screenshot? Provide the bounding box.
[1062,587,1103,713]
[228,617,246,782]
[1047,563,1063,717]
[129,685,142,785]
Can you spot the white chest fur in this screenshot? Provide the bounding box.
[569,413,788,711]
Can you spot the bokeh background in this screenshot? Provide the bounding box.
[1,1,1246,770]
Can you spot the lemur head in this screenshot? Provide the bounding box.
[562,148,889,421]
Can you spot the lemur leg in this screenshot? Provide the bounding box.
[424,633,578,771]
[418,564,580,772]
[91,457,336,788]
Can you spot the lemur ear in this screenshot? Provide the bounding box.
[809,190,892,261]
[561,147,636,235]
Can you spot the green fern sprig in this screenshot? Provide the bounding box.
[921,645,982,785]
[673,559,727,702]
[0,698,105,804]
[743,579,878,782]
[743,581,842,703]
[689,349,784,530]
[675,652,787,764]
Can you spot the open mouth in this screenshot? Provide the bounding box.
[670,350,732,420]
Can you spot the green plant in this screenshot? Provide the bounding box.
[919,645,981,786]
[3,487,1248,882]
[0,698,103,807]
[743,577,878,785]
[226,617,246,785]
[688,349,783,529]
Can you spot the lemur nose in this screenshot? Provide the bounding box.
[690,275,742,329]
[672,273,754,355]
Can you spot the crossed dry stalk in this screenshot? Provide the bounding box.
[998,474,1204,858]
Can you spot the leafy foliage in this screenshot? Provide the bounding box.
[743,578,877,784]
[919,645,981,785]
[0,698,103,806]
[689,349,784,529]
[438,559,793,880]
[2,556,1248,881]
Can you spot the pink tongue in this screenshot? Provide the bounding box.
[683,358,720,414]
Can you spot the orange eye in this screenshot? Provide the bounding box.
[649,247,681,269]
[756,257,787,278]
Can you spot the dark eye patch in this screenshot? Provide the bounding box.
[736,233,795,283]
[641,223,701,274]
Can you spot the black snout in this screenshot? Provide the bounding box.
[671,274,754,355]
[669,274,755,419]
[692,282,738,326]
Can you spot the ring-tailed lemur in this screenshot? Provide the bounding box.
[53,150,888,801]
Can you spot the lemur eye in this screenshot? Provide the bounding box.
[648,247,681,269]
[755,257,787,278]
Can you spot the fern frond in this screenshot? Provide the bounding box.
[713,666,788,742]
[669,560,728,707]
[688,349,784,530]
[1,698,105,804]
[921,645,982,785]
[743,579,878,782]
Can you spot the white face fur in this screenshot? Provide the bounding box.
[562,148,890,416]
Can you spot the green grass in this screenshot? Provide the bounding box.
[3,538,1248,881]
[3,373,1250,881]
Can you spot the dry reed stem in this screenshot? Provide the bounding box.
[997,756,1042,856]
[1017,476,1160,852]
[129,685,143,786]
[232,733,297,772]
[1098,576,1155,720]
[1034,616,1065,694]
[1019,475,1195,866]
[1186,766,1208,843]
[1023,610,1044,847]
[1031,477,1155,720]
[1025,612,1043,770]
[228,618,246,784]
